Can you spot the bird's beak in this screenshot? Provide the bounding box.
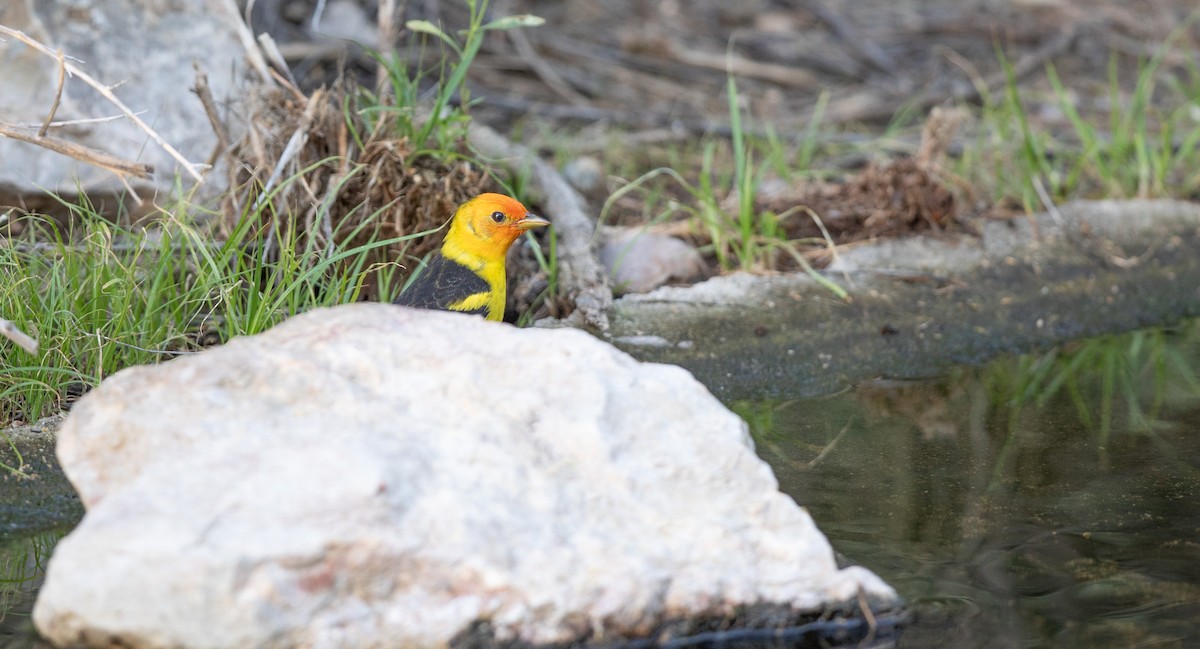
[515,214,551,231]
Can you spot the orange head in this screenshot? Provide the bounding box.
[443,193,550,262]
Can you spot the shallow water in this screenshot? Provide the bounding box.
[0,533,57,649]
[2,326,1198,648]
[747,325,1200,648]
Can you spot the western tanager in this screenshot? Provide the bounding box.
[394,193,550,321]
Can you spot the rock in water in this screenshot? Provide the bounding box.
[34,304,895,649]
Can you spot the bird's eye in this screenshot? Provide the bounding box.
[490,211,506,223]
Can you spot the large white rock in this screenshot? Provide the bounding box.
[34,304,895,649]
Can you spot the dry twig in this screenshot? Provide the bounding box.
[667,42,817,88]
[375,0,406,92]
[0,319,38,356]
[781,19,1080,130]
[257,32,299,89]
[254,89,323,262]
[0,120,153,179]
[856,586,879,644]
[38,48,67,137]
[220,0,274,83]
[192,65,230,158]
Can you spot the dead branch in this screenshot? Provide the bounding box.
[0,318,38,355]
[257,32,299,89]
[0,120,153,179]
[255,89,323,262]
[4,239,223,254]
[192,65,230,156]
[218,0,274,84]
[23,113,146,129]
[375,0,405,92]
[816,20,1079,127]
[665,42,818,88]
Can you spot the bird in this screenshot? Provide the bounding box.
[394,193,550,321]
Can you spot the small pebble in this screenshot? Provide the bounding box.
[563,157,604,194]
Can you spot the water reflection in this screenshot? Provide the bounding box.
[0,533,58,649]
[744,327,1200,648]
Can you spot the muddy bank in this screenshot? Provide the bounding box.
[604,200,1200,400]
[0,414,81,537]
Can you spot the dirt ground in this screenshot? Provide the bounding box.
[253,0,1200,250]
[261,0,1200,134]
[491,1,1195,130]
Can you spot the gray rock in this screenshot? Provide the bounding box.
[34,304,894,649]
[562,156,604,194]
[311,0,377,44]
[0,0,245,203]
[600,227,707,295]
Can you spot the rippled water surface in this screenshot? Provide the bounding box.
[748,326,1200,648]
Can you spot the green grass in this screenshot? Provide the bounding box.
[354,0,543,158]
[563,28,1200,282]
[957,28,1200,210]
[516,224,559,327]
[579,72,851,297]
[0,197,429,428]
[405,4,542,149]
[0,1,555,430]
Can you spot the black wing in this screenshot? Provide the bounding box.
[394,253,490,316]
